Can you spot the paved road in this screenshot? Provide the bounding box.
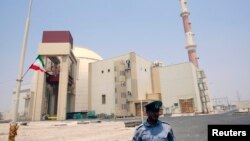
[1,110,249,141]
[160,111,250,141]
[103,110,250,141]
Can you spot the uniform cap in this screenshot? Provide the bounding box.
[144,100,162,112]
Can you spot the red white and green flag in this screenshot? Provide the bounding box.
[29,55,46,72]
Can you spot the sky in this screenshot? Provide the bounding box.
[0,0,250,112]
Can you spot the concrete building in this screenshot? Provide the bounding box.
[11,85,32,121]
[30,31,77,121]
[89,54,213,117]
[152,62,213,115]
[12,30,213,121]
[12,31,103,121]
[11,0,214,121]
[29,31,104,121]
[236,100,250,113]
[13,48,102,121]
[89,52,155,117]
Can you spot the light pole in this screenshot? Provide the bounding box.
[140,99,143,123]
[9,0,33,140]
[12,0,33,122]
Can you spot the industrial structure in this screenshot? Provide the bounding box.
[12,30,212,120]
[10,0,213,121]
[179,0,211,113]
[89,55,213,117]
[30,31,77,121]
[17,31,104,121]
[179,0,199,68]
[89,52,154,117]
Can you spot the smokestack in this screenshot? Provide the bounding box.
[179,0,199,68]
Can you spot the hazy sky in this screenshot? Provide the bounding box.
[0,0,250,112]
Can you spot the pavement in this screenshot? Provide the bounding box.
[0,110,249,141]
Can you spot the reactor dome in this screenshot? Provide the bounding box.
[72,46,102,112]
[73,47,103,60]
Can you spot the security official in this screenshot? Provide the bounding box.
[132,100,176,141]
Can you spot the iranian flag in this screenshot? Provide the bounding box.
[29,55,46,72]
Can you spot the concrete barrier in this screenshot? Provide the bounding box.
[124,120,142,127]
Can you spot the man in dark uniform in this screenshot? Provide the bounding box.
[132,100,176,141]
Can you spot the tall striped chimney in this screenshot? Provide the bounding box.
[179,0,199,68]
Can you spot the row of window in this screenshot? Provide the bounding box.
[102,93,128,110]
[101,66,148,74]
[101,69,111,74]
[122,104,128,110]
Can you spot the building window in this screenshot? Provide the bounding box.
[108,69,110,72]
[145,68,147,72]
[122,104,128,110]
[121,81,126,87]
[174,103,178,107]
[101,70,104,74]
[121,92,126,98]
[120,71,125,76]
[102,94,106,104]
[125,104,128,110]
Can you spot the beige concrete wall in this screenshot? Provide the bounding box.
[158,62,202,114]
[57,56,69,120]
[146,93,161,100]
[74,58,98,112]
[90,54,129,115]
[151,67,161,94]
[73,47,102,112]
[38,43,71,55]
[135,55,153,101]
[88,63,92,111]
[32,66,46,121]
[89,52,153,116]
[129,53,138,102]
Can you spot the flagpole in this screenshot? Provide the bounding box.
[21,56,39,80]
[12,0,33,122]
[21,66,31,81]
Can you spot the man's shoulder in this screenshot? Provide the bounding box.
[159,120,173,131]
[160,120,170,126]
[135,123,144,130]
